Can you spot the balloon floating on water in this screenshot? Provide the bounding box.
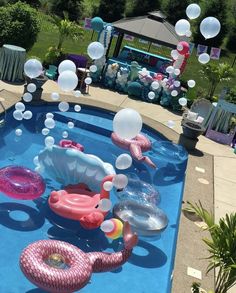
[23,111,33,120]
[59,101,69,112]
[45,136,55,147]
[62,131,68,138]
[13,110,23,121]
[27,83,36,93]
[101,219,123,239]
[198,53,210,64]
[46,113,54,119]
[42,128,50,136]
[33,156,39,166]
[67,122,74,129]
[15,102,25,112]
[103,181,113,191]
[175,19,191,36]
[115,154,132,170]
[74,105,81,112]
[24,59,43,79]
[44,118,55,129]
[200,17,221,39]
[58,60,76,74]
[87,42,105,60]
[51,92,60,101]
[98,198,112,212]
[23,93,33,103]
[113,108,142,139]
[15,128,23,136]
[58,71,78,92]
[112,174,128,189]
[186,3,201,19]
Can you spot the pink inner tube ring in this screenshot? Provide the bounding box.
[20,240,92,293]
[0,166,45,200]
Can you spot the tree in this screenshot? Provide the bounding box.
[162,0,190,25]
[200,63,234,101]
[50,0,82,22]
[8,0,41,8]
[0,2,40,51]
[127,0,161,17]
[97,0,126,22]
[226,2,236,53]
[193,0,228,48]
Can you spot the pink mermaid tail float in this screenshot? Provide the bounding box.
[20,222,138,293]
[49,175,114,229]
[111,132,156,169]
[59,139,84,152]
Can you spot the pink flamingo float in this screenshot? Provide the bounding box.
[111,132,156,169]
[20,222,138,293]
[49,175,114,229]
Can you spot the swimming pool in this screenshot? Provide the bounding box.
[0,104,188,293]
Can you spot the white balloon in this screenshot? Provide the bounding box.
[87,42,105,60]
[212,102,218,107]
[115,154,132,170]
[171,50,179,60]
[179,97,187,106]
[148,91,155,100]
[58,71,78,92]
[58,101,69,112]
[27,83,37,93]
[33,156,39,165]
[174,69,181,76]
[46,113,54,119]
[98,199,112,212]
[113,108,142,139]
[185,30,192,37]
[198,53,210,64]
[67,121,74,129]
[23,111,33,120]
[62,131,68,138]
[24,59,43,78]
[167,120,175,128]
[188,80,196,88]
[175,19,191,36]
[42,128,50,136]
[100,220,114,233]
[15,128,22,136]
[73,90,81,98]
[74,105,81,112]
[103,181,113,191]
[186,4,201,19]
[89,65,97,73]
[177,43,183,51]
[58,60,76,74]
[151,81,159,90]
[51,92,60,101]
[171,90,178,97]
[174,80,181,87]
[15,102,25,112]
[44,118,55,129]
[166,66,174,74]
[112,174,128,189]
[45,136,55,147]
[23,92,33,102]
[13,110,23,121]
[200,17,221,39]
[85,77,92,85]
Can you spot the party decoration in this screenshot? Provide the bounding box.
[27,83,36,93]
[103,181,113,191]
[98,198,112,212]
[23,93,33,103]
[15,102,25,112]
[62,131,68,138]
[45,136,55,147]
[58,101,69,112]
[59,140,84,152]
[167,120,175,128]
[24,59,43,79]
[188,80,196,88]
[58,71,78,92]
[115,154,132,170]
[46,113,54,119]
[23,111,33,120]
[51,92,60,101]
[74,90,81,98]
[200,17,221,39]
[74,105,81,112]
[186,4,201,19]
[171,90,178,97]
[198,53,210,64]
[175,19,191,36]
[15,129,22,136]
[151,81,159,90]
[91,16,104,32]
[58,60,76,74]
[113,108,142,139]
[87,42,105,60]
[112,174,128,189]
[44,118,55,129]
[102,219,123,239]
[85,77,92,85]
[178,97,187,106]
[89,65,97,73]
[148,91,155,100]
[67,122,74,129]
[42,128,50,136]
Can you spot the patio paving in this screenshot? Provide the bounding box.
[0,80,235,292]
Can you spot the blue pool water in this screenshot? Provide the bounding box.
[0,104,188,293]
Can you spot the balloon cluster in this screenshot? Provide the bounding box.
[13,102,33,121]
[57,60,78,92]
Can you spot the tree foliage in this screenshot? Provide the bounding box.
[50,0,82,22]
[97,0,126,22]
[162,0,190,25]
[8,0,41,8]
[127,0,161,17]
[0,2,40,51]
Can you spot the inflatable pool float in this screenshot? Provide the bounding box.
[111,132,156,169]
[20,222,138,293]
[113,200,168,237]
[0,166,45,200]
[49,175,114,229]
[35,145,115,192]
[59,139,84,152]
[115,173,160,206]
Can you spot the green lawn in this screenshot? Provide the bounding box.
[28,15,236,98]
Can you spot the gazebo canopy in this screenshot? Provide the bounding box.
[112,11,188,49]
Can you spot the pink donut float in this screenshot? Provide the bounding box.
[20,222,138,293]
[111,132,156,169]
[59,139,84,152]
[0,166,45,200]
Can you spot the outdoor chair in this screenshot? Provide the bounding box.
[45,65,57,80]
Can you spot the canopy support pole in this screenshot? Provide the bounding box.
[113,32,124,57]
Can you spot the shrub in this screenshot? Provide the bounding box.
[50,0,82,22]
[0,2,40,51]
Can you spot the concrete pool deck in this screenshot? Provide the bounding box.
[0,80,236,292]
